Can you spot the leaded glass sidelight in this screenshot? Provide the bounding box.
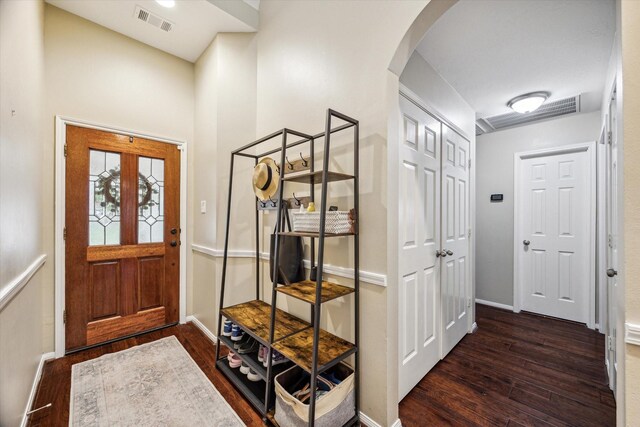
[138,156,165,243]
[89,150,121,246]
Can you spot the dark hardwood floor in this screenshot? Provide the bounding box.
[27,323,264,427]
[400,304,616,427]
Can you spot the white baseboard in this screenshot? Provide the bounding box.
[358,412,401,427]
[186,315,217,343]
[471,322,478,333]
[475,298,514,311]
[625,322,640,346]
[21,351,55,427]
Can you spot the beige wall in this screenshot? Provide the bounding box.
[43,4,195,351]
[0,0,47,425]
[621,0,640,425]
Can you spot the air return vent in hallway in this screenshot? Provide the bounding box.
[134,6,174,32]
[476,95,580,135]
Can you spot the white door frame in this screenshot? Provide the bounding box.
[54,116,188,358]
[513,141,597,329]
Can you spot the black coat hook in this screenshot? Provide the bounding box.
[286,156,294,170]
[269,195,278,207]
[292,193,301,206]
[299,152,308,167]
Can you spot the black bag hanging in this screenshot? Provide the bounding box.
[270,202,305,284]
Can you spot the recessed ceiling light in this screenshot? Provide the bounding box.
[155,0,175,8]
[507,92,550,114]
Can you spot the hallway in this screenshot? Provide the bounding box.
[399,304,615,426]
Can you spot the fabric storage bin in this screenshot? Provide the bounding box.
[291,210,356,234]
[274,363,355,427]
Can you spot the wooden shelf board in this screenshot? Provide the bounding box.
[221,300,309,346]
[278,231,355,238]
[272,328,356,374]
[276,280,354,304]
[282,170,354,184]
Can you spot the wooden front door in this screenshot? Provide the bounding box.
[65,125,181,352]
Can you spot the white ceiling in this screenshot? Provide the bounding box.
[416,0,615,119]
[46,0,258,62]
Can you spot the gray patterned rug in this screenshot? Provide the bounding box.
[70,336,244,427]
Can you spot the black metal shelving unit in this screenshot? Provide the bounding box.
[214,109,360,427]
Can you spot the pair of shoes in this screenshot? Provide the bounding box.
[258,345,266,362]
[231,324,244,341]
[239,362,261,382]
[262,349,288,367]
[222,320,233,337]
[233,333,251,350]
[227,351,242,368]
[237,337,259,355]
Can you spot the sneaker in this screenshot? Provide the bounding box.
[228,352,242,369]
[258,345,266,362]
[240,361,250,375]
[231,324,244,341]
[238,338,259,355]
[233,333,252,350]
[263,350,288,367]
[222,320,233,337]
[247,368,261,382]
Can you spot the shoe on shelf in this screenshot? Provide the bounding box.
[228,352,242,369]
[231,324,244,341]
[233,333,252,350]
[258,345,266,362]
[222,320,233,337]
[263,350,288,367]
[240,362,250,375]
[247,368,261,382]
[238,337,259,355]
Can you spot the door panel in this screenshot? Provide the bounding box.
[518,150,590,323]
[65,126,180,352]
[606,91,618,394]
[398,96,441,400]
[441,125,470,356]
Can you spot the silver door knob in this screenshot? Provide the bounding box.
[446,250,454,256]
[439,250,447,258]
[607,268,618,277]
[523,240,530,246]
[436,250,442,257]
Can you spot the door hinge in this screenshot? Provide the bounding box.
[63,227,67,241]
[468,159,472,169]
[467,298,472,308]
[63,309,67,324]
[608,131,612,145]
[608,335,613,351]
[64,144,68,157]
[468,229,472,238]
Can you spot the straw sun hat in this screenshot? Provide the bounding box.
[252,157,279,201]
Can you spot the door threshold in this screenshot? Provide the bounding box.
[65,322,179,355]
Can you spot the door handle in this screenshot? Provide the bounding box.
[523,240,530,246]
[170,241,177,247]
[438,250,447,258]
[436,250,442,257]
[445,250,454,256]
[171,228,178,235]
[607,268,618,277]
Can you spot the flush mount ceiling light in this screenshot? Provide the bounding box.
[155,0,175,8]
[507,92,550,114]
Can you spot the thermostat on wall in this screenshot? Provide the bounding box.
[491,194,504,202]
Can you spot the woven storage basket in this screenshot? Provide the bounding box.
[291,210,354,234]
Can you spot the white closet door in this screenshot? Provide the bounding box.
[518,150,590,323]
[441,125,471,357]
[398,96,441,400]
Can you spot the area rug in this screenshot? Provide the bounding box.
[70,336,245,427]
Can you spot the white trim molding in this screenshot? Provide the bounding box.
[186,315,217,343]
[475,298,514,312]
[358,413,401,427]
[0,254,47,311]
[625,323,640,346]
[54,116,188,357]
[21,352,55,427]
[191,244,387,287]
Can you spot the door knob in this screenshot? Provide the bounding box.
[523,240,530,246]
[170,241,177,247]
[439,250,447,258]
[607,268,618,277]
[171,228,178,235]
[446,250,454,256]
[436,250,442,257]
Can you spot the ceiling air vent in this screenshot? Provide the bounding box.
[134,6,174,32]
[477,95,580,135]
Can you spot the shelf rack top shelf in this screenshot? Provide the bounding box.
[276,280,354,304]
[282,170,355,184]
[278,231,355,238]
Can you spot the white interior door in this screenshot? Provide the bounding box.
[516,147,592,323]
[398,96,441,400]
[606,91,618,394]
[441,125,471,356]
